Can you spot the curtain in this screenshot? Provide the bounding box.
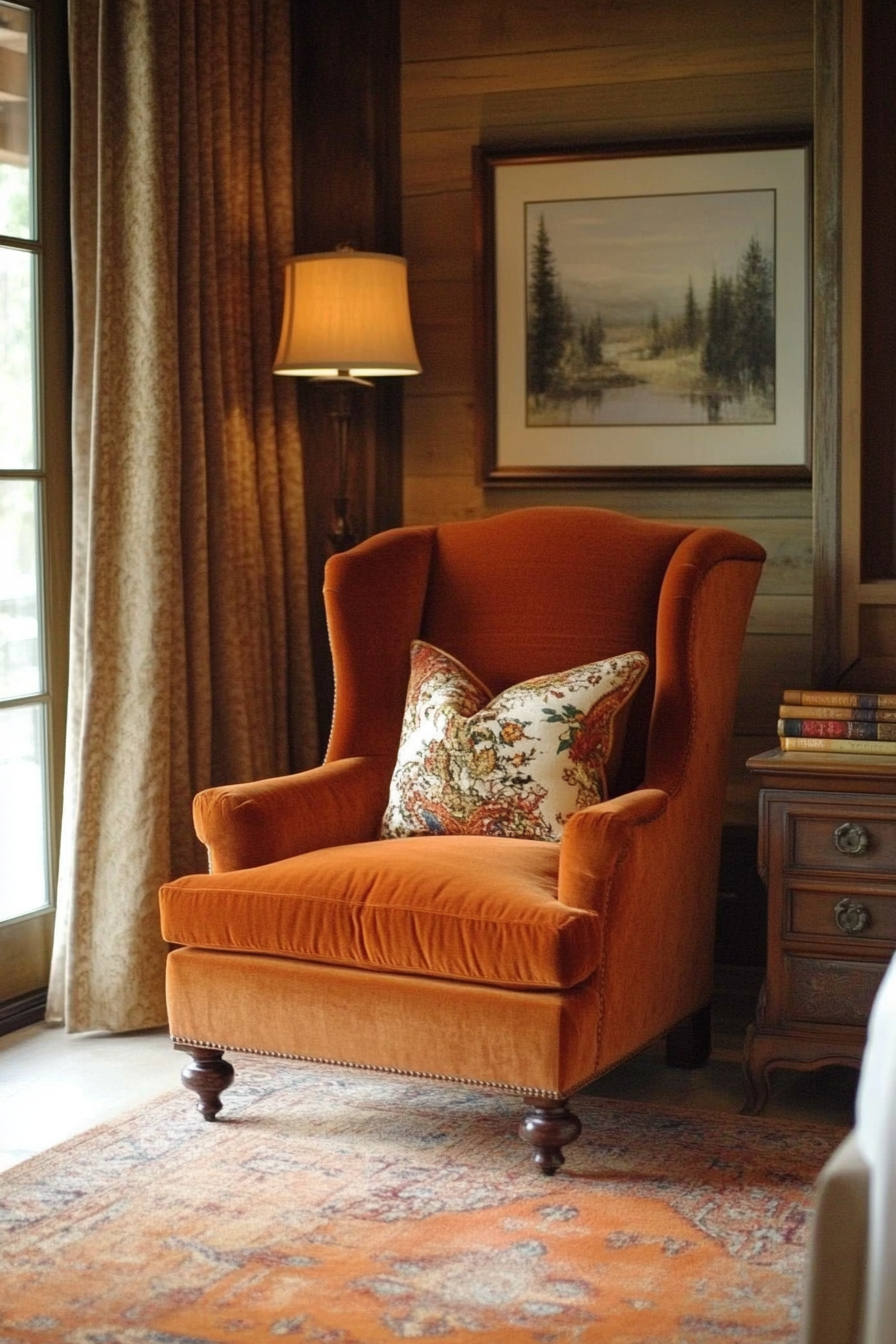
[48,0,317,1033]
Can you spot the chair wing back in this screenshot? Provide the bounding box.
[324,523,435,762]
[322,507,763,796]
[419,507,692,796]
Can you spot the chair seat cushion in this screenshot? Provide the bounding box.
[159,835,600,990]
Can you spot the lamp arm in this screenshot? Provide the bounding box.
[329,385,353,551]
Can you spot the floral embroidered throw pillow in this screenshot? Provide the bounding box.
[380,641,649,842]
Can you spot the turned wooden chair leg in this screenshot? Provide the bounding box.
[519,1098,582,1175]
[666,1002,712,1069]
[175,1045,234,1121]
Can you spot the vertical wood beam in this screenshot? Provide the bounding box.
[290,0,403,753]
[812,0,843,686]
[839,0,862,668]
[859,0,896,580]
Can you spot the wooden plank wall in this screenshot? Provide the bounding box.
[400,0,815,825]
[292,0,403,751]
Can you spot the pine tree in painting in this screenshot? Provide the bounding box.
[735,236,775,398]
[703,271,737,384]
[647,307,664,357]
[702,240,774,402]
[579,313,605,367]
[527,215,568,397]
[682,277,701,348]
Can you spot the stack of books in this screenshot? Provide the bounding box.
[778,689,896,755]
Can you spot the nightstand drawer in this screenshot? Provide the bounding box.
[789,883,896,942]
[784,955,887,1027]
[786,806,896,873]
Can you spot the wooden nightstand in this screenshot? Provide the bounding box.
[743,749,896,1113]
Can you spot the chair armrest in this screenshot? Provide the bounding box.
[557,788,669,914]
[193,755,393,873]
[558,784,722,1070]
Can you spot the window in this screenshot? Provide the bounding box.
[0,0,69,1008]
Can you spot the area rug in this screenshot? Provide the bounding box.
[0,1056,843,1343]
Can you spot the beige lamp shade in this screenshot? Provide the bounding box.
[273,249,422,378]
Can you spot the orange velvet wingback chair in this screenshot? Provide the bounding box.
[160,507,764,1173]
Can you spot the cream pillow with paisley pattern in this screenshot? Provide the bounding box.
[381,641,648,842]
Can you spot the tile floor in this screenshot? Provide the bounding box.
[0,1022,176,1173]
[0,982,858,1176]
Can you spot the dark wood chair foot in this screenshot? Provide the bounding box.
[666,1002,712,1069]
[519,1098,582,1175]
[175,1045,234,1121]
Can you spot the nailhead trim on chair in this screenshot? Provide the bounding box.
[170,1033,604,1101]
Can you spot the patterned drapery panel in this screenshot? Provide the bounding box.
[49,0,317,1032]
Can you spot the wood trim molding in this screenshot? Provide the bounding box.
[0,988,47,1038]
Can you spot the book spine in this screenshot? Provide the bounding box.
[777,704,896,723]
[777,718,896,741]
[779,736,896,755]
[782,689,896,709]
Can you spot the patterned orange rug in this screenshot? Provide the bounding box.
[0,1057,842,1343]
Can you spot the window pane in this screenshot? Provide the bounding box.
[0,702,49,919]
[0,478,41,699]
[0,244,34,467]
[0,4,31,240]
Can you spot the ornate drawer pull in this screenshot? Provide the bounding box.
[834,897,871,934]
[833,822,870,856]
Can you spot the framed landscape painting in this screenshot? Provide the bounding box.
[474,136,811,483]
